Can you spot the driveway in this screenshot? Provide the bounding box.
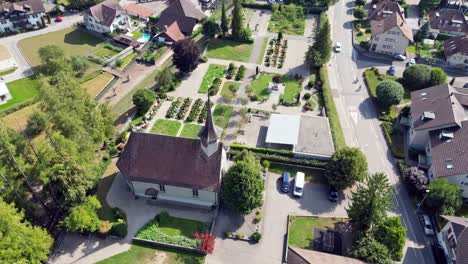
[51,173,214,264]
[207,172,348,264]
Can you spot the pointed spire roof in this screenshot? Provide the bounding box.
[199,95,219,146]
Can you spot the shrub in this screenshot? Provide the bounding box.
[251,232,262,243]
[186,98,203,122]
[25,111,47,136]
[255,214,262,223]
[199,56,208,63]
[133,89,156,115]
[194,232,215,254]
[404,166,428,194]
[63,196,101,234]
[98,220,112,235]
[235,232,244,239]
[158,211,170,225]
[353,6,367,20]
[226,63,237,79]
[376,80,404,109]
[235,65,246,81]
[355,0,366,5]
[225,231,232,237]
[430,67,447,86]
[110,220,128,238]
[262,159,270,168]
[402,64,431,91]
[304,92,311,100]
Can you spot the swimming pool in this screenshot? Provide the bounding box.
[137,33,151,43]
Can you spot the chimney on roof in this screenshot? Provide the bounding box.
[436,12,440,18]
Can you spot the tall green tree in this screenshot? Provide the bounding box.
[306,14,331,67]
[63,195,101,233]
[220,1,229,36]
[376,80,404,109]
[425,178,462,215]
[38,45,70,75]
[347,172,393,232]
[403,64,432,91]
[230,0,245,40]
[222,150,264,215]
[202,19,220,39]
[133,89,156,115]
[325,147,367,190]
[352,235,393,264]
[375,216,406,261]
[0,199,53,264]
[430,67,448,86]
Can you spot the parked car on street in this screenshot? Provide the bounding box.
[328,185,338,202]
[55,16,63,22]
[281,172,290,193]
[420,214,435,236]
[293,172,304,197]
[335,42,342,52]
[388,65,396,76]
[394,54,406,61]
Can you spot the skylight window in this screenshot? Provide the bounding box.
[439,131,454,140]
[421,111,435,120]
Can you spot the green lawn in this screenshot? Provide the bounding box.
[179,124,202,139]
[81,72,114,97]
[132,31,143,39]
[94,46,120,58]
[250,73,275,99]
[269,163,326,184]
[406,45,416,55]
[281,78,302,104]
[268,5,305,35]
[354,30,371,44]
[97,243,204,264]
[220,81,240,98]
[288,216,345,249]
[158,215,208,237]
[213,104,233,129]
[0,76,40,113]
[0,67,16,76]
[199,64,226,94]
[206,38,254,63]
[150,119,182,136]
[257,37,269,65]
[117,52,137,71]
[18,27,104,67]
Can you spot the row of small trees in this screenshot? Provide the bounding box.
[305,13,332,67]
[202,0,251,41]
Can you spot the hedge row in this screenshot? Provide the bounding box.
[230,143,295,157]
[229,149,327,168]
[176,97,192,120]
[226,63,237,79]
[186,98,203,122]
[166,97,182,119]
[319,67,346,150]
[241,3,272,9]
[381,121,405,159]
[235,65,246,81]
[208,78,222,96]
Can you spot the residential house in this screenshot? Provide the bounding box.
[156,21,186,44]
[428,9,468,37]
[116,98,226,208]
[444,35,468,71]
[155,0,206,36]
[437,215,468,264]
[0,0,45,34]
[367,1,405,22]
[124,3,156,22]
[369,13,414,55]
[408,84,468,198]
[85,0,131,34]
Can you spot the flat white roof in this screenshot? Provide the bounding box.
[0,83,9,96]
[265,114,300,145]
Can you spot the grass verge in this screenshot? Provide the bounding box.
[213,104,233,129]
[81,72,115,97]
[1,76,40,113]
[179,124,202,139]
[206,38,254,63]
[150,119,182,136]
[257,37,269,65]
[0,67,16,76]
[288,216,346,249]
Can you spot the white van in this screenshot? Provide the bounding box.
[293,172,305,197]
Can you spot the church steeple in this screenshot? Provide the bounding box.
[199,95,220,157]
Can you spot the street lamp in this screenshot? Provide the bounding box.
[415,189,430,212]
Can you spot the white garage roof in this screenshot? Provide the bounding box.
[0,83,9,96]
[265,114,300,145]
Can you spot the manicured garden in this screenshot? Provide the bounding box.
[150,119,182,136]
[117,52,137,71]
[97,243,205,264]
[264,38,288,68]
[0,76,40,113]
[249,73,274,100]
[213,104,233,129]
[136,212,208,249]
[249,73,302,104]
[81,72,115,97]
[180,124,202,139]
[93,44,122,59]
[206,38,254,63]
[280,77,302,105]
[288,216,345,249]
[199,64,226,94]
[268,4,306,35]
[18,27,104,67]
[221,81,240,98]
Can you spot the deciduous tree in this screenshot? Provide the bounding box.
[426,178,462,215]
[352,235,393,264]
[63,195,101,233]
[26,111,48,137]
[375,216,406,261]
[172,39,201,73]
[220,1,229,36]
[222,150,264,215]
[404,166,428,193]
[430,67,448,86]
[133,89,156,115]
[376,80,404,109]
[325,147,368,190]
[202,19,220,39]
[353,6,368,20]
[403,64,432,91]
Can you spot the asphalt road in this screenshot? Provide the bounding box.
[327,1,436,264]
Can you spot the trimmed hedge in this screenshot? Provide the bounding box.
[319,67,346,149]
[110,220,128,238]
[381,121,405,159]
[235,65,246,81]
[229,149,327,168]
[242,3,272,9]
[230,143,295,157]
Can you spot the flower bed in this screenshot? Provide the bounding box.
[208,78,222,96]
[235,65,246,81]
[166,97,182,119]
[177,97,193,120]
[186,98,203,122]
[264,39,288,68]
[198,101,214,123]
[226,63,237,79]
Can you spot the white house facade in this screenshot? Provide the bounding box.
[0,0,45,34]
[85,0,131,34]
[437,215,468,264]
[444,35,468,72]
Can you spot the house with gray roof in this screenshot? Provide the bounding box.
[116,98,226,208]
[444,35,468,72]
[84,0,131,34]
[428,9,468,37]
[0,0,46,34]
[438,215,468,264]
[409,84,468,198]
[155,0,206,36]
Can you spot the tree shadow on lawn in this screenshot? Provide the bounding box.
[63,29,103,47]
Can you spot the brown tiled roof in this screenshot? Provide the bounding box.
[370,13,413,41]
[441,215,468,264]
[454,87,468,107]
[444,35,468,57]
[125,3,156,18]
[89,0,124,27]
[430,121,468,177]
[367,1,405,22]
[410,84,465,131]
[116,132,223,191]
[160,21,186,43]
[0,0,45,15]
[288,247,364,264]
[428,9,468,35]
[199,97,220,147]
[155,0,206,35]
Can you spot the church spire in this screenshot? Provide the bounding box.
[199,95,220,156]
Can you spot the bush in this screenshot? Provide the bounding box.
[255,214,262,223]
[402,64,431,91]
[353,6,367,20]
[355,0,366,6]
[25,111,47,136]
[325,147,368,190]
[98,220,112,235]
[63,196,101,234]
[308,74,316,87]
[235,65,246,81]
[376,80,404,109]
[235,232,244,239]
[133,89,156,115]
[272,75,281,83]
[262,159,270,168]
[304,92,311,100]
[199,56,208,63]
[158,211,170,225]
[229,149,327,168]
[404,166,428,194]
[226,63,237,79]
[430,67,447,86]
[251,232,262,243]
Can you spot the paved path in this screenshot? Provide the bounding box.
[1,13,84,82]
